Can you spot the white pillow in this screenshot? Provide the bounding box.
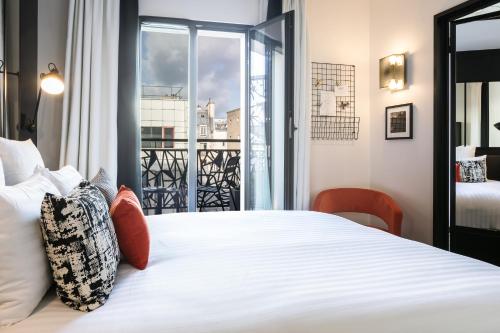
[0,138,45,185]
[456,145,476,161]
[35,165,84,196]
[0,174,60,326]
[0,158,5,187]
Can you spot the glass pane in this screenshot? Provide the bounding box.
[248,18,286,210]
[140,24,189,215]
[196,31,243,212]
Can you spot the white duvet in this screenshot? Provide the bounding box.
[5,211,500,333]
[456,180,500,230]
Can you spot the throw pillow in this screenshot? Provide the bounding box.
[90,168,117,207]
[40,181,120,312]
[110,186,150,270]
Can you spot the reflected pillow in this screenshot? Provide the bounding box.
[456,145,476,161]
[457,155,487,183]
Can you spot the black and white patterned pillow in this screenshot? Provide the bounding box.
[40,181,120,312]
[90,168,117,207]
[458,156,487,183]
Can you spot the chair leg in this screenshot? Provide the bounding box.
[199,191,207,212]
[155,192,163,215]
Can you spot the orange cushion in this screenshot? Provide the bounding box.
[456,162,461,182]
[110,186,150,270]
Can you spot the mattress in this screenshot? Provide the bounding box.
[5,211,500,333]
[456,180,500,230]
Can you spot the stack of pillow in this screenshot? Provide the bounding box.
[455,145,487,183]
[0,138,150,326]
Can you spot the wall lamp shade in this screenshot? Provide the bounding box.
[379,54,406,91]
[40,63,64,94]
[20,63,64,133]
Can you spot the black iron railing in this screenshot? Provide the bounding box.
[141,139,240,214]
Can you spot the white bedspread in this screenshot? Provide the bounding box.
[5,211,500,333]
[456,180,500,230]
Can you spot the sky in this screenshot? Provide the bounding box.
[141,30,241,119]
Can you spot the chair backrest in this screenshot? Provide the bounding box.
[312,188,403,236]
[222,156,240,189]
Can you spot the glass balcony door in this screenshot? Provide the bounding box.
[140,20,246,214]
[247,12,295,210]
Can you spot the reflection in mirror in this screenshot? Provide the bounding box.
[456,82,500,147]
[0,0,5,137]
[454,6,500,240]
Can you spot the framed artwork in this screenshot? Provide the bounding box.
[385,103,413,140]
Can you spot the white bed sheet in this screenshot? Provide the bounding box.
[456,180,500,230]
[5,211,500,333]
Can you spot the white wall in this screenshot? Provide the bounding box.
[307,0,372,225]
[139,0,261,25]
[37,0,68,169]
[369,0,464,244]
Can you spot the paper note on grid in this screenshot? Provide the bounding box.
[334,84,350,97]
[319,90,336,116]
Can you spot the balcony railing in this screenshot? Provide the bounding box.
[141,138,240,215]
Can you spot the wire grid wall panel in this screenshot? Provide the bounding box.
[311,62,360,140]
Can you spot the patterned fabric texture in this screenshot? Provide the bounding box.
[458,157,487,183]
[40,181,120,312]
[90,168,117,207]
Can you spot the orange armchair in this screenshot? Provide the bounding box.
[312,188,403,236]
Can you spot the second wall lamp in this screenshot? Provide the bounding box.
[379,54,406,91]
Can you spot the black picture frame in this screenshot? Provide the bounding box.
[385,103,413,140]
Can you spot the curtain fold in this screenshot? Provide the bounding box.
[59,0,120,183]
[283,0,311,210]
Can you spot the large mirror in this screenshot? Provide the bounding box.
[450,3,500,266]
[0,0,5,138]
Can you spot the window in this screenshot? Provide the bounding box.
[199,125,207,137]
[141,127,163,148]
[162,127,175,148]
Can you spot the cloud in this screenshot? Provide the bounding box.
[198,36,241,117]
[141,31,189,98]
[141,31,241,117]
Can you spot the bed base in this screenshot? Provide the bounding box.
[451,226,500,266]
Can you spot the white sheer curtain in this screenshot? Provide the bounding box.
[59,0,120,182]
[258,0,268,23]
[283,0,311,210]
[466,83,482,147]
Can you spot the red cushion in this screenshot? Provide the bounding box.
[456,162,461,182]
[110,186,150,269]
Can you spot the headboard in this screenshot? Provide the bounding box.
[476,147,500,181]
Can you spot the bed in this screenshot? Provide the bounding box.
[456,180,500,230]
[5,211,500,333]
[452,148,500,266]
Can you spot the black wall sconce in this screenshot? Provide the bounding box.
[20,62,64,132]
[379,54,407,91]
[0,59,19,76]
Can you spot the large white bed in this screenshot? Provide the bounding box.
[456,180,500,230]
[5,211,500,333]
